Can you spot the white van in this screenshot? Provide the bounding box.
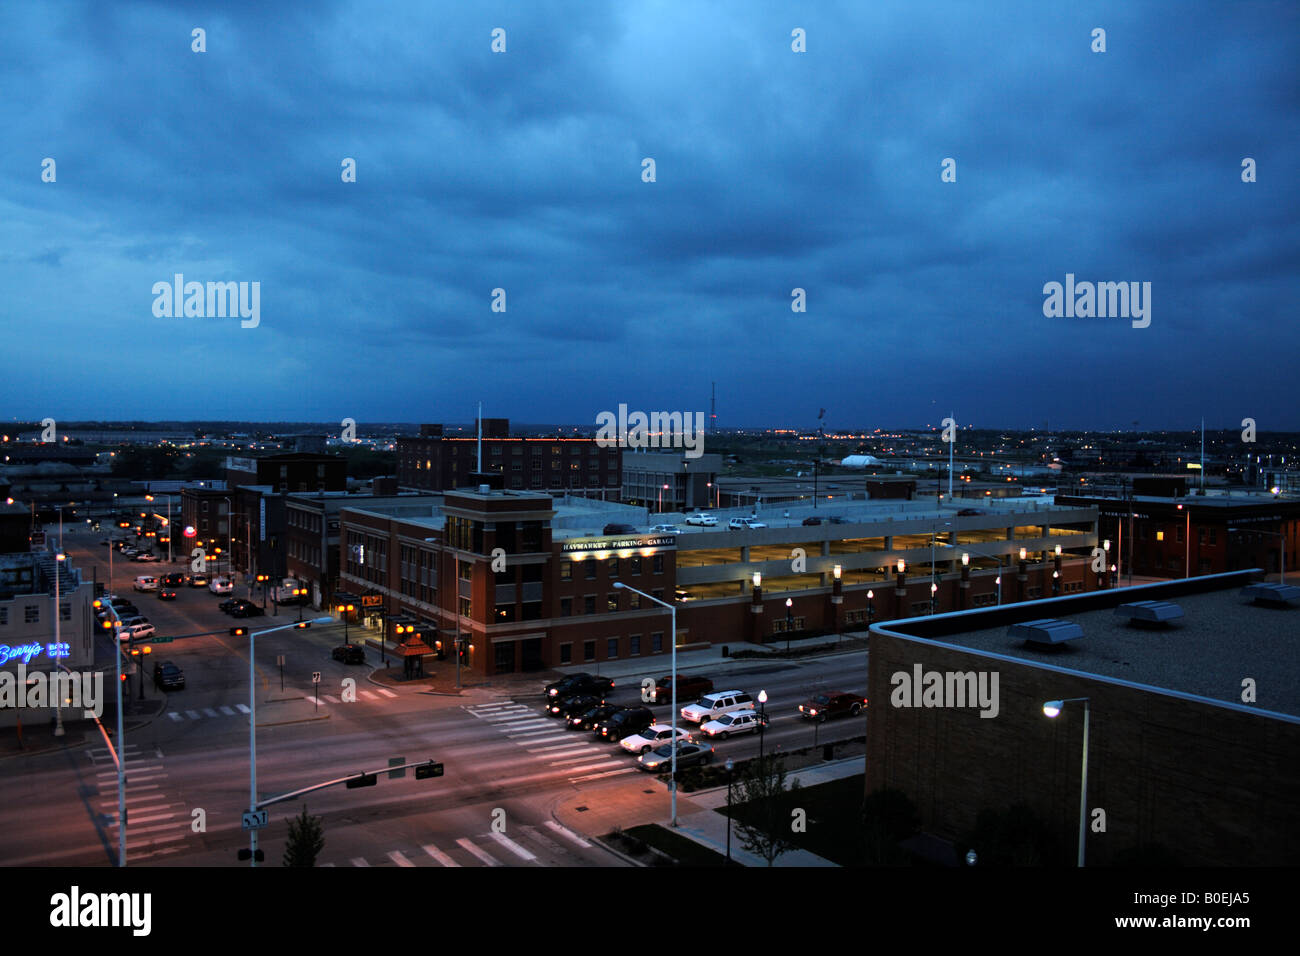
[133,575,158,592]
[209,576,234,595]
[681,690,756,724]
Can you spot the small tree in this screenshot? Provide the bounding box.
[732,754,800,866]
[283,804,325,867]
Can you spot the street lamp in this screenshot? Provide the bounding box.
[1042,697,1090,867]
[53,551,65,737]
[866,589,874,625]
[930,582,938,614]
[757,689,769,766]
[615,580,681,826]
[146,493,172,564]
[724,757,735,864]
[1176,504,1190,578]
[784,597,793,652]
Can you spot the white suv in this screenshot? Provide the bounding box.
[681,690,756,724]
[208,577,234,595]
[648,524,679,534]
[728,517,767,530]
[620,724,691,755]
[118,621,156,641]
[684,513,718,527]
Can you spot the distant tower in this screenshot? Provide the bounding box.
[710,382,716,434]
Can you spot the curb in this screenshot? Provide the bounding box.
[588,834,649,867]
[257,713,331,728]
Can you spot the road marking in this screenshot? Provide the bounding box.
[470,701,518,712]
[203,708,219,718]
[524,742,590,755]
[321,863,336,867]
[236,704,251,714]
[489,713,542,724]
[350,857,370,867]
[358,690,378,701]
[167,712,183,722]
[455,838,500,866]
[324,695,340,704]
[558,758,627,774]
[387,850,415,868]
[219,706,236,716]
[422,843,460,867]
[184,710,200,719]
[569,767,638,783]
[111,811,176,826]
[487,831,536,862]
[504,724,554,734]
[545,821,591,848]
[125,832,189,851]
[548,752,616,766]
[109,821,179,836]
[375,688,397,698]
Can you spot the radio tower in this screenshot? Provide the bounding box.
[710,382,716,435]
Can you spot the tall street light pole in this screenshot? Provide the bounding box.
[1043,697,1090,867]
[614,580,678,825]
[53,550,65,737]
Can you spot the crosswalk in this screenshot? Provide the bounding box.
[300,686,398,706]
[465,700,638,784]
[85,742,198,862]
[322,820,593,867]
[166,703,251,722]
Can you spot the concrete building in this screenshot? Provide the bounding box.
[865,570,1300,865]
[621,449,722,513]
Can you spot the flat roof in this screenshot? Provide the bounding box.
[887,576,1300,718]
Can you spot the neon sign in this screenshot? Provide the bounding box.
[0,643,70,666]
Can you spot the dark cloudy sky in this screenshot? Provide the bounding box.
[3,1,1297,431]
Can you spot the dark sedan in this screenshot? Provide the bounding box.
[798,692,867,722]
[544,672,615,700]
[332,644,366,664]
[158,589,178,601]
[548,693,604,718]
[568,702,621,731]
[595,706,655,741]
[229,601,264,618]
[152,661,185,691]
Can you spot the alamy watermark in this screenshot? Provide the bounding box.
[0,664,104,719]
[595,404,705,459]
[152,274,260,328]
[890,664,999,718]
[1042,273,1151,328]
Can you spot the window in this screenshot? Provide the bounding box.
[583,595,595,614]
[629,634,641,656]
[560,560,572,582]
[60,603,71,621]
[629,592,641,610]
[494,643,515,674]
[629,555,641,575]
[0,607,7,625]
[652,588,664,602]
[1176,526,1184,543]
[607,637,619,659]
[584,562,597,581]
[651,631,664,653]
[653,555,664,574]
[459,597,472,617]
[607,593,619,613]
[560,597,573,617]
[458,560,473,581]
[608,557,618,578]
[559,642,572,664]
[583,640,596,662]
[495,603,516,622]
[522,601,542,621]
[25,605,39,624]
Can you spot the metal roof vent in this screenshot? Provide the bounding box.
[1114,600,1184,626]
[1008,618,1084,649]
[1241,582,1300,606]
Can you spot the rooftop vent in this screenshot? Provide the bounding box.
[1008,618,1083,649]
[478,484,490,494]
[1241,582,1300,606]
[1114,600,1184,625]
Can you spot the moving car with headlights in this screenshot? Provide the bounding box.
[684,513,718,526]
[620,723,691,755]
[133,575,158,592]
[132,552,159,562]
[208,576,234,595]
[569,702,621,731]
[229,599,264,618]
[152,661,185,690]
[647,673,714,704]
[595,706,655,741]
[698,710,768,739]
[638,741,715,772]
[332,644,366,664]
[798,692,867,721]
[187,572,209,588]
[681,690,755,724]
[158,588,178,601]
[544,672,615,700]
[548,692,603,718]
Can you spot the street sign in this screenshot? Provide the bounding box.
[149,636,174,644]
[388,757,406,780]
[415,760,444,780]
[311,672,321,684]
[276,655,285,667]
[242,810,269,830]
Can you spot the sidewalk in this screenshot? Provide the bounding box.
[553,755,863,866]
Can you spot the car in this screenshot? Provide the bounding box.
[802,517,824,526]
[133,575,158,592]
[118,622,156,641]
[956,508,983,516]
[158,589,178,601]
[230,600,264,618]
[826,516,848,525]
[602,522,638,536]
[332,644,366,664]
[648,524,679,535]
[187,573,209,588]
[698,710,768,739]
[100,602,138,621]
[209,577,234,595]
[620,724,692,755]
[798,692,867,722]
[568,702,621,731]
[549,692,604,718]
[595,706,655,741]
[152,661,185,690]
[647,673,714,705]
[121,547,139,558]
[132,552,159,562]
[681,690,756,724]
[160,572,186,588]
[217,598,241,614]
[544,672,615,700]
[684,513,717,527]
[637,741,715,772]
[728,517,767,530]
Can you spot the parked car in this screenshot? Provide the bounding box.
[638,741,715,772]
[798,692,867,722]
[208,577,234,595]
[648,524,680,535]
[152,661,185,690]
[802,517,824,526]
[681,690,756,724]
[956,508,983,516]
[647,673,714,704]
[133,575,158,592]
[602,522,638,536]
[620,724,691,755]
[118,622,156,641]
[684,513,717,527]
[132,552,159,562]
[548,692,604,718]
[728,517,767,530]
[569,702,621,731]
[595,706,655,742]
[698,710,768,739]
[158,589,178,601]
[332,644,366,664]
[544,672,615,700]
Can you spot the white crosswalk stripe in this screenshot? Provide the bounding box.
[387,850,415,867]
[359,690,378,701]
[487,831,537,862]
[524,741,588,754]
[167,712,183,722]
[570,767,637,783]
[545,821,592,848]
[350,857,370,867]
[219,705,235,715]
[185,710,200,719]
[423,843,459,867]
[202,708,218,718]
[236,703,251,714]
[456,838,500,866]
[375,687,397,698]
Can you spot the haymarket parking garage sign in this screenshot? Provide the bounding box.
[561,534,676,554]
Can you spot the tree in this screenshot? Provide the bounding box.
[860,787,920,865]
[732,754,800,866]
[282,805,324,867]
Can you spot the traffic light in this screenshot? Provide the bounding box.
[415,761,444,780]
[230,626,247,637]
[345,773,377,789]
[294,621,311,628]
